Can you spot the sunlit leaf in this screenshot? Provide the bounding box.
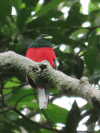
[35,0,66,17]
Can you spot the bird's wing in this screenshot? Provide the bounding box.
[26,76,37,89]
[53,58,57,69]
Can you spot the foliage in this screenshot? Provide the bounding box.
[0,0,100,132]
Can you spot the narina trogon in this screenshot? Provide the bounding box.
[26,34,56,109]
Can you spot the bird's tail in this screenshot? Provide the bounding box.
[26,76,50,109]
[38,87,50,109]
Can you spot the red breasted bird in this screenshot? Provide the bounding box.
[26,34,56,109]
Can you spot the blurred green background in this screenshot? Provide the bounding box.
[0,0,100,132]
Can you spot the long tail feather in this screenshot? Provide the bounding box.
[38,88,49,109]
[45,87,50,105]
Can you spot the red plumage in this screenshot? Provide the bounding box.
[26,47,56,67]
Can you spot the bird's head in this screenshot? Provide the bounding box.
[29,34,53,48]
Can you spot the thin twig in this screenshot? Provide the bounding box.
[0,79,12,123]
[0,108,11,114]
[11,107,66,133]
[14,94,34,108]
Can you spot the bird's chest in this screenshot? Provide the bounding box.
[26,47,56,67]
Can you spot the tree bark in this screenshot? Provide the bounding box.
[0,51,100,108]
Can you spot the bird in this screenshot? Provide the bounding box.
[26,34,56,109]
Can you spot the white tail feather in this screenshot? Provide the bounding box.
[38,88,48,109]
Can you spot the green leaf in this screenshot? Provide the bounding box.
[84,30,100,74]
[50,87,59,94]
[44,103,68,124]
[41,129,52,133]
[64,100,80,132]
[70,29,88,40]
[22,0,37,8]
[11,0,22,10]
[4,81,20,88]
[12,77,20,82]
[82,103,92,110]
[17,101,39,108]
[4,77,20,88]
[1,24,15,37]
[14,117,41,133]
[85,108,100,126]
[88,1,99,12]
[3,89,12,95]
[0,0,12,25]
[0,121,21,133]
[35,0,66,17]
[91,0,100,4]
[35,3,42,13]
[66,2,87,28]
[6,88,35,107]
[16,8,31,31]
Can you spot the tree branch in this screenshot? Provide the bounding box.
[12,107,65,133]
[0,51,100,108]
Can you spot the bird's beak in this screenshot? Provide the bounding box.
[44,36,53,39]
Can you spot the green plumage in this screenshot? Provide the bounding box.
[29,34,52,48]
